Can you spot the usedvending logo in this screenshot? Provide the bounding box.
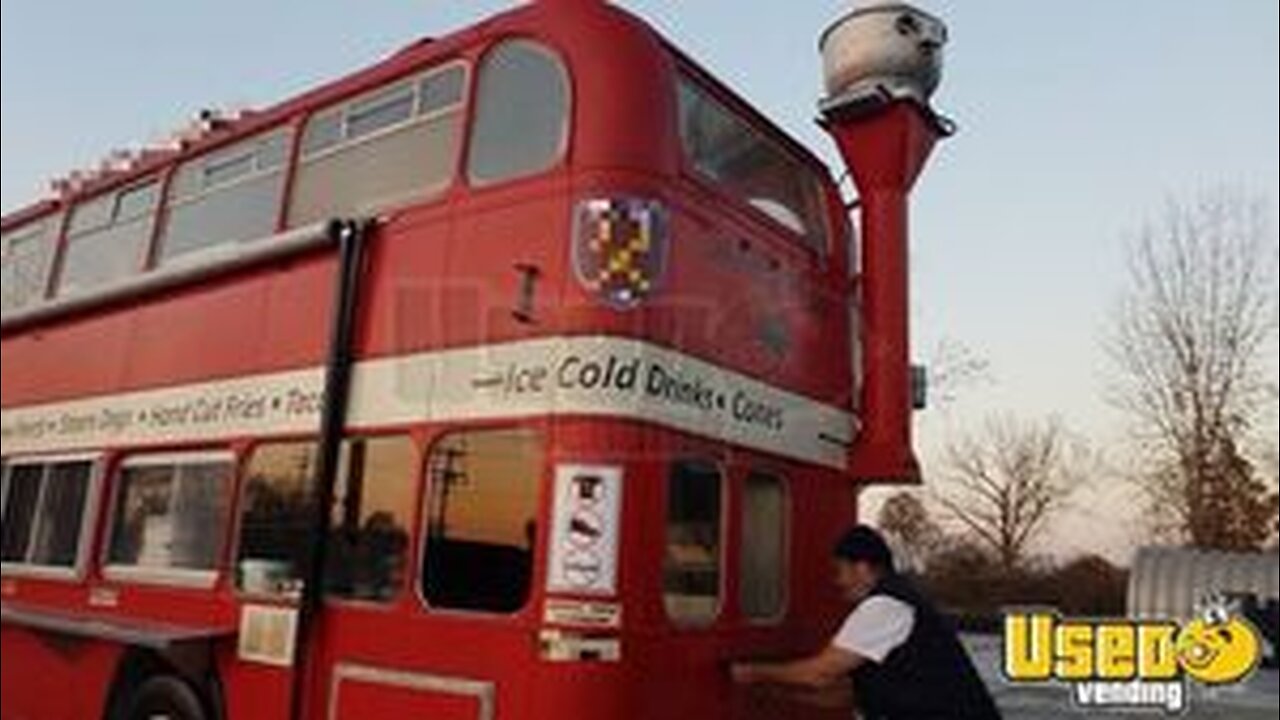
[1003,596,1263,714]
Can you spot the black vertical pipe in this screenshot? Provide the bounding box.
[287,218,371,720]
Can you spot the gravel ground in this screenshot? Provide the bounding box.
[964,635,1280,719]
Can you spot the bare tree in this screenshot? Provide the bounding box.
[1108,188,1279,550]
[935,416,1084,574]
[877,491,943,573]
[1265,384,1279,547]
[925,338,993,409]
[1266,383,1279,482]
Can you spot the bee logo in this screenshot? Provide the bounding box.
[1175,597,1263,685]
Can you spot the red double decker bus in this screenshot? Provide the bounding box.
[1,1,949,718]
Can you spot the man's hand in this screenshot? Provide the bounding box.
[728,646,864,690]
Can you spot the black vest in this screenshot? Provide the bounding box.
[849,574,1002,720]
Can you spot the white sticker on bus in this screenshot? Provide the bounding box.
[546,465,624,597]
[237,604,299,668]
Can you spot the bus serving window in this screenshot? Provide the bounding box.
[159,128,293,264]
[289,62,467,226]
[677,77,829,254]
[105,453,233,584]
[740,472,787,621]
[664,460,724,625]
[423,428,543,614]
[326,436,416,603]
[236,442,319,598]
[235,438,417,600]
[1,216,59,315]
[0,458,95,571]
[466,40,569,185]
[57,180,159,296]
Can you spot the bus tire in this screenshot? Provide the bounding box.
[123,675,208,720]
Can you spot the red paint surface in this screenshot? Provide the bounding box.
[1,2,934,719]
[331,677,481,720]
[826,102,941,484]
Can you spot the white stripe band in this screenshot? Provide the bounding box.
[1,336,856,469]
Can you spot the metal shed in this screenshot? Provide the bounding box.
[1128,546,1280,621]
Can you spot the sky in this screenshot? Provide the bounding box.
[3,1,1278,562]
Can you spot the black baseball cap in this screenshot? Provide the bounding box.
[833,525,895,571]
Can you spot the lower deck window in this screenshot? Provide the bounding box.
[326,436,416,602]
[106,453,233,582]
[234,437,417,601]
[423,428,543,613]
[664,460,724,624]
[740,472,787,621]
[236,442,319,598]
[0,458,95,570]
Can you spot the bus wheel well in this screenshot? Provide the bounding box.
[103,645,224,720]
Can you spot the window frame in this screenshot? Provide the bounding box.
[464,38,573,189]
[0,453,104,582]
[738,469,791,625]
[168,129,295,205]
[57,176,162,296]
[100,449,236,590]
[202,149,259,190]
[158,126,295,265]
[230,438,319,601]
[324,433,421,608]
[344,82,419,142]
[662,456,729,629]
[114,182,160,224]
[0,216,59,313]
[674,72,833,259]
[298,60,470,171]
[0,460,8,520]
[416,425,546,618]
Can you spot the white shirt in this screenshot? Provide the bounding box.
[832,595,916,664]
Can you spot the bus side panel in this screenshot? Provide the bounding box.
[217,645,295,720]
[330,676,481,720]
[0,626,121,720]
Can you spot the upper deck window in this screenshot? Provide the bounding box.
[1,217,59,315]
[57,179,159,296]
[466,40,570,185]
[160,128,293,264]
[289,62,467,226]
[677,77,829,254]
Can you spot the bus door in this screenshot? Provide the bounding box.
[314,428,545,720]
